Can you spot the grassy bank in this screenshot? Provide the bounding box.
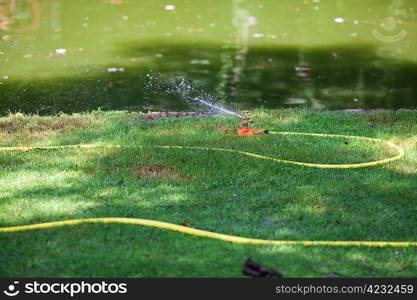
[0,109,416,277]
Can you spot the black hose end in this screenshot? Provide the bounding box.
[264,130,269,134]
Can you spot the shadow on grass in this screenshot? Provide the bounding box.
[1,142,415,242]
[3,220,415,277]
[1,111,416,277]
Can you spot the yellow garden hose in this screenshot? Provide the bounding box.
[0,131,413,247]
[0,131,405,169]
[2,217,416,247]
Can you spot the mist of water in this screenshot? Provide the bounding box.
[145,74,242,118]
[193,98,242,117]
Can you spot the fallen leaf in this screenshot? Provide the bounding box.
[182,220,191,227]
[242,258,283,278]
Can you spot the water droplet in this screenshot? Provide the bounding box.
[190,59,210,65]
[107,67,125,72]
[164,5,175,10]
[246,16,257,26]
[55,48,67,55]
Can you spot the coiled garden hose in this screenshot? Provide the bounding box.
[1,131,413,247]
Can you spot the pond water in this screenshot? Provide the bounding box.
[0,0,416,115]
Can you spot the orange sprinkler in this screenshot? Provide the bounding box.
[220,111,269,137]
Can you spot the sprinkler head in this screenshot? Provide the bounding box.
[241,110,253,127]
[220,111,268,137]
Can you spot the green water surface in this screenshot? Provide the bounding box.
[0,0,416,114]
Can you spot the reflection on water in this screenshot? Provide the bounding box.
[1,0,41,40]
[0,0,416,115]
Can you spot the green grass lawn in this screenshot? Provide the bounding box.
[0,109,416,277]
